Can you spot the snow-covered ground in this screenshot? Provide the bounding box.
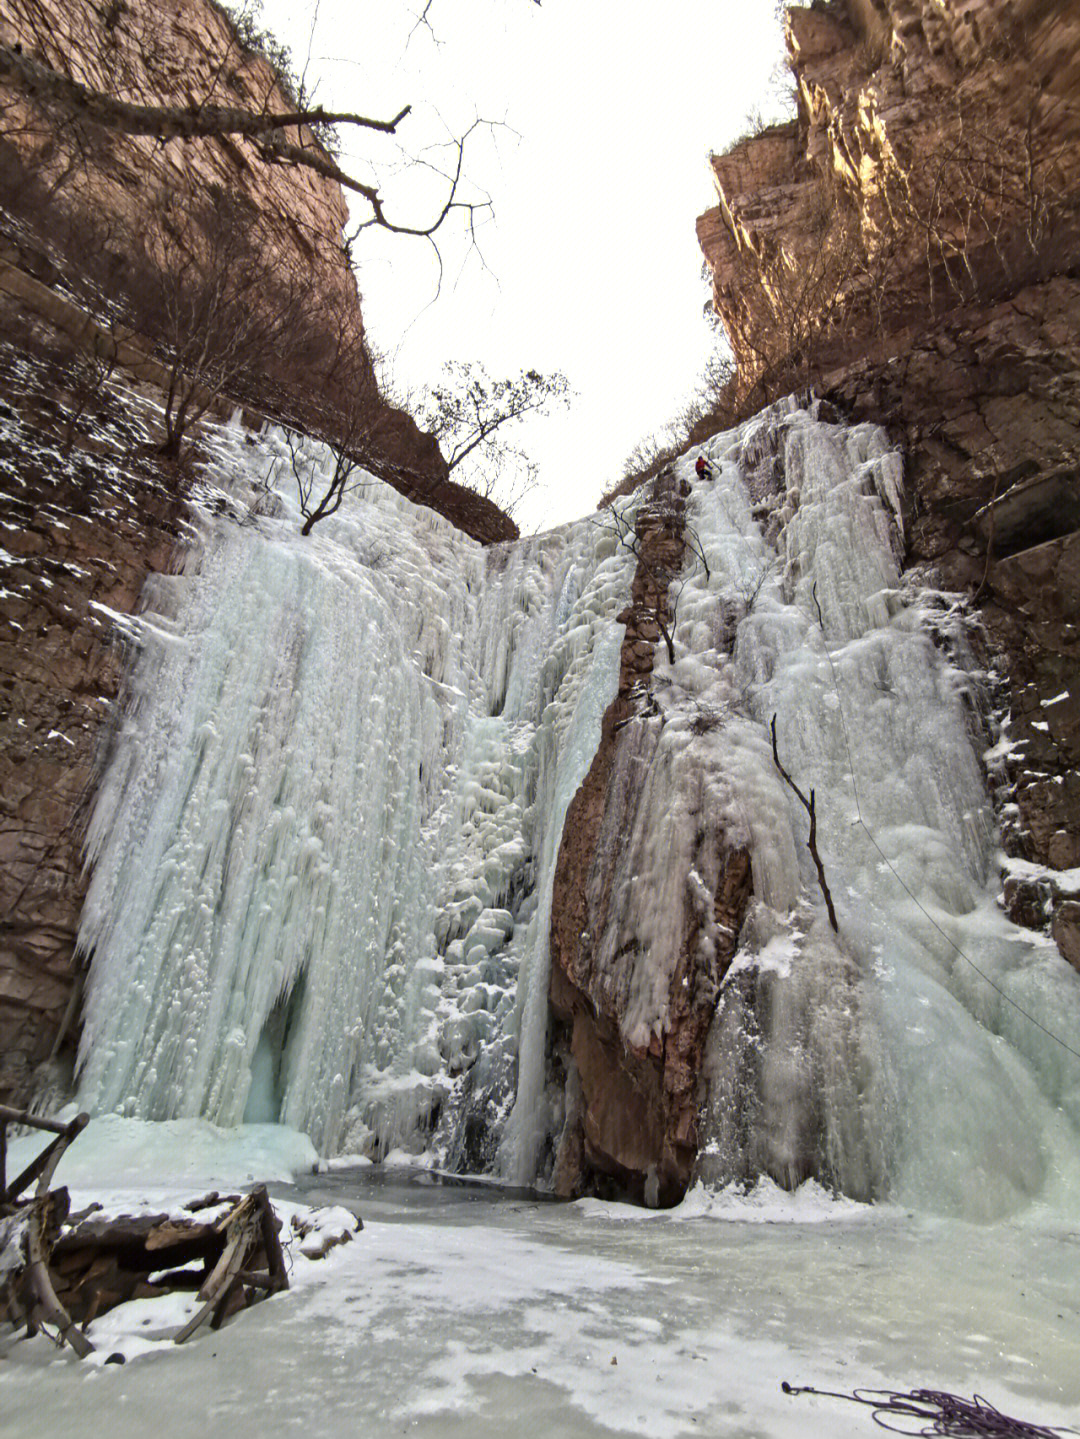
[2,1133,1078,1439]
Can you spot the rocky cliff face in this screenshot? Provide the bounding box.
[0,359,186,1108]
[0,0,465,503]
[549,474,753,1205]
[0,0,354,314]
[697,0,1080,964]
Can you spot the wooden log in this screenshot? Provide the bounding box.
[145,1220,219,1251]
[234,1270,278,1291]
[142,1268,208,1290]
[196,1226,248,1304]
[174,1189,287,1344]
[252,1185,289,1294]
[3,1182,291,1350]
[25,1200,93,1358]
[2,1113,89,1204]
[0,1106,74,1135]
[171,1291,217,1345]
[183,1191,240,1214]
[210,1275,248,1330]
[60,1212,218,1247]
[176,1199,255,1344]
[173,1246,247,1343]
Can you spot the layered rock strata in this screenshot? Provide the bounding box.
[697,0,1080,956]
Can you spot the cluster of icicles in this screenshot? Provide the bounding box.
[76,401,1080,1218]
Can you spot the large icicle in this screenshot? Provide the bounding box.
[681,404,1080,1218]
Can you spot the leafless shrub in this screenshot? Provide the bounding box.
[286,361,382,531]
[58,326,119,452]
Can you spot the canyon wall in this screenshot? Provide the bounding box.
[0,0,462,501]
[0,367,186,1109]
[697,0,1080,964]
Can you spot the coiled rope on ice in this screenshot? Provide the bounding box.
[781,1382,1075,1437]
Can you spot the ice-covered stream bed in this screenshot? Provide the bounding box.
[2,1145,1078,1439]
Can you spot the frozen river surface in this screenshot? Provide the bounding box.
[3,1166,1079,1439]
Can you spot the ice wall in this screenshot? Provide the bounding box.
[676,404,1080,1218]
[76,405,1080,1217]
[77,426,635,1161]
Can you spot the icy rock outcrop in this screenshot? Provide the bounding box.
[550,474,753,1207]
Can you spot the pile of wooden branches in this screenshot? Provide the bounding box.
[0,1105,288,1357]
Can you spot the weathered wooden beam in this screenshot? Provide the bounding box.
[2,1113,89,1205]
[0,1105,73,1135]
[234,1270,278,1291]
[252,1185,289,1294]
[25,1197,93,1358]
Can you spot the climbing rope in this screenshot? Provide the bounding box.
[781,1382,1076,1437]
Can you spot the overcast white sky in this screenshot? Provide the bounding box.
[257,0,787,531]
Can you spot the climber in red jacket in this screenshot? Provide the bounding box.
[695,454,715,481]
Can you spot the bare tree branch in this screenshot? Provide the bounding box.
[770,714,839,932]
[0,43,411,140]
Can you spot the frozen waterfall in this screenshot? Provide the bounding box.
[78,425,634,1171]
[75,404,1080,1217]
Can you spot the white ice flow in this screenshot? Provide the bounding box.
[77,423,634,1183]
[74,402,1080,1219]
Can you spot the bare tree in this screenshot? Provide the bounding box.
[278,351,386,534]
[420,363,570,473]
[55,325,118,453]
[134,192,315,458]
[894,79,1074,308]
[416,361,569,516]
[0,25,492,243]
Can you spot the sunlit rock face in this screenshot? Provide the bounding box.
[697,0,1080,950]
[74,406,1080,1220]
